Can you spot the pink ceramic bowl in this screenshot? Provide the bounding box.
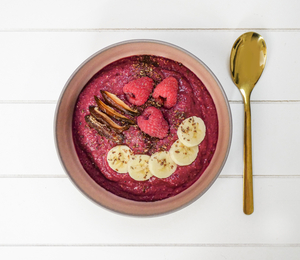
[54,40,232,216]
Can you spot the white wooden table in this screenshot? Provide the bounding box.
[1,0,300,259]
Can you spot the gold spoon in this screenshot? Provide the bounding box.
[230,32,267,215]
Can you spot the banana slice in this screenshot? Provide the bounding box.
[107,145,133,173]
[128,155,153,181]
[177,116,206,147]
[149,151,177,179]
[169,139,199,166]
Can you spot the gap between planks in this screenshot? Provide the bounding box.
[1,28,300,32]
[0,243,300,247]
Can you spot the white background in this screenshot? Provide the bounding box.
[1,0,300,259]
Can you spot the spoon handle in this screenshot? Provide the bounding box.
[243,96,254,215]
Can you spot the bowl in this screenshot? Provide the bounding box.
[54,39,232,216]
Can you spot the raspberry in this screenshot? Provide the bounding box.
[152,77,178,109]
[123,77,154,106]
[137,107,169,139]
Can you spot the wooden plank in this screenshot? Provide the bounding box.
[0,31,299,101]
[0,104,64,176]
[0,177,300,245]
[0,246,300,260]
[224,102,300,176]
[0,102,299,176]
[0,0,299,29]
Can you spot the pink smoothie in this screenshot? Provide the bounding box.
[72,55,218,201]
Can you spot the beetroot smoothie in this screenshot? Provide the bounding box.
[72,55,218,201]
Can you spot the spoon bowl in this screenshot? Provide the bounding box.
[230,32,267,215]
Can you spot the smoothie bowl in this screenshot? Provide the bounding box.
[55,40,232,216]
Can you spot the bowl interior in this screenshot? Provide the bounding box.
[55,40,232,216]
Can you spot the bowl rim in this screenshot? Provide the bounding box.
[54,39,232,217]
